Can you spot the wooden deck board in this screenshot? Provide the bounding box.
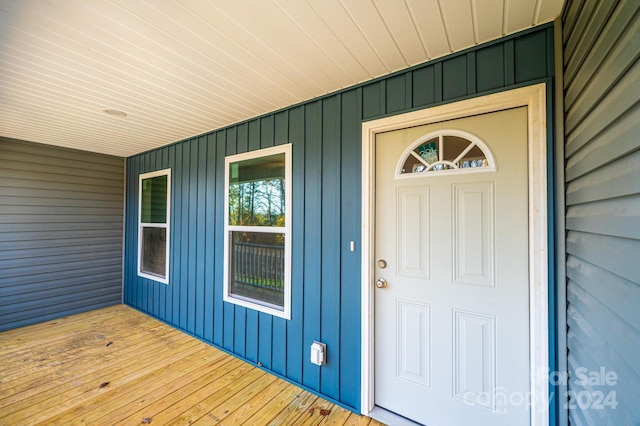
[34,347,230,425]
[4,341,205,423]
[1,323,188,395]
[0,305,383,425]
[108,359,251,425]
[266,389,318,425]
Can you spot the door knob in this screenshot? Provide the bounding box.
[375,278,388,289]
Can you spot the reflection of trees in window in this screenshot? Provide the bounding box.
[229,177,285,227]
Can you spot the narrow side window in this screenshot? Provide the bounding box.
[138,169,171,284]
[224,144,291,319]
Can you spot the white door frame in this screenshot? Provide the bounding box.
[361,83,549,426]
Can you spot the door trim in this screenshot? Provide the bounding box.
[360,84,549,426]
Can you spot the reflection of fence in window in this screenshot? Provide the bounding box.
[232,242,284,292]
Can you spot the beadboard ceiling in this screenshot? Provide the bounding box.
[0,0,564,157]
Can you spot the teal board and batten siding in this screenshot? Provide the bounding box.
[124,25,556,411]
[562,0,640,424]
[0,138,124,332]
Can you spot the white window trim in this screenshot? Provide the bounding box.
[223,144,292,320]
[138,168,171,284]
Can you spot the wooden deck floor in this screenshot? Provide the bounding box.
[0,305,383,425]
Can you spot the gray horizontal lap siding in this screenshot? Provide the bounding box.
[562,0,640,424]
[124,25,555,411]
[0,138,124,331]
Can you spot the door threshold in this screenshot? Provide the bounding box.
[368,406,423,426]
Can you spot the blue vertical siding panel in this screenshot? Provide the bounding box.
[174,146,184,323]
[339,89,361,408]
[466,51,477,95]
[515,29,548,83]
[234,306,247,358]
[379,80,386,115]
[443,55,468,100]
[302,100,323,391]
[188,138,200,335]
[546,28,554,78]
[204,134,217,342]
[187,141,199,334]
[259,312,273,369]
[362,82,381,119]
[248,120,261,151]
[260,115,275,148]
[287,105,305,383]
[141,150,150,172]
[434,62,443,102]
[405,72,413,109]
[171,145,182,325]
[274,110,289,146]
[223,130,235,352]
[504,40,515,85]
[179,142,191,330]
[386,75,405,114]
[194,137,207,338]
[236,123,249,153]
[169,144,180,327]
[320,96,341,400]
[213,133,226,346]
[412,66,435,107]
[272,317,287,375]
[476,44,505,92]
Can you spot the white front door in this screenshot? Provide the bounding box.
[374,107,530,425]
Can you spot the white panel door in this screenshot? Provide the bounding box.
[374,107,530,425]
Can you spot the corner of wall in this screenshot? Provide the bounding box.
[553,17,569,426]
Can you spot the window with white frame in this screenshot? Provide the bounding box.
[224,144,291,319]
[138,169,171,284]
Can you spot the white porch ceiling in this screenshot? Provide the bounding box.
[0,0,564,157]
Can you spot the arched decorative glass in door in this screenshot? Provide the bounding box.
[396,130,496,178]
